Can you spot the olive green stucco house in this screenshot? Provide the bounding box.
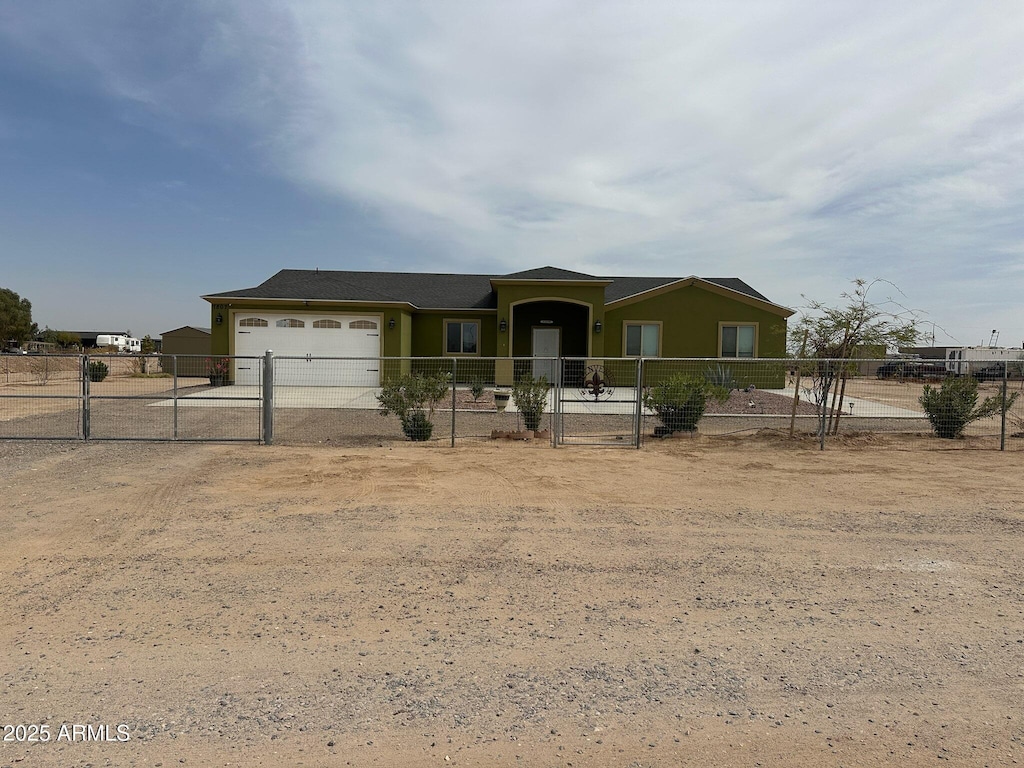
[203,266,793,386]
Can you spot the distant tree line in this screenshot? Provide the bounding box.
[1,286,153,352]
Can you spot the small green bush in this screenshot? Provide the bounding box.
[919,376,1018,439]
[470,376,486,402]
[377,371,450,441]
[87,361,109,382]
[512,374,549,432]
[643,373,729,434]
[402,411,433,441]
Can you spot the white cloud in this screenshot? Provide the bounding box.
[2,0,1023,342]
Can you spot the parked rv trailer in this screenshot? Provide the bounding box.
[945,346,1024,376]
[95,334,142,353]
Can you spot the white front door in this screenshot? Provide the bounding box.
[532,327,560,382]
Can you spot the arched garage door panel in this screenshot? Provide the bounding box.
[234,313,381,386]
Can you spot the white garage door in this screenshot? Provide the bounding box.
[234,313,382,386]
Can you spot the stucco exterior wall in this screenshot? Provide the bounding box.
[604,284,788,359]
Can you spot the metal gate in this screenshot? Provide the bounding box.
[0,354,264,442]
[554,357,641,447]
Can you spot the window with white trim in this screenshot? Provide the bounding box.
[313,319,342,329]
[276,318,304,328]
[625,323,659,357]
[445,321,479,354]
[721,324,756,358]
[238,317,268,327]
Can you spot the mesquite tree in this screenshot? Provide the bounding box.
[790,279,921,442]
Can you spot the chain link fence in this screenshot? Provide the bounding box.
[2,353,1022,448]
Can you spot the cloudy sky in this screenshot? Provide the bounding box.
[1,1,1022,345]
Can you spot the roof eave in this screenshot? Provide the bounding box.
[201,295,419,311]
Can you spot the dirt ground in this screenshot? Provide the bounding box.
[1,437,1022,767]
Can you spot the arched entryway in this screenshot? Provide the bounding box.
[510,300,591,381]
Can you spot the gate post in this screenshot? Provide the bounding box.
[1000,361,1008,451]
[819,360,829,451]
[557,354,565,444]
[634,357,643,448]
[450,357,457,448]
[172,355,179,440]
[81,354,90,440]
[262,350,274,445]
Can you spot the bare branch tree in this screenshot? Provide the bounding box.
[790,279,922,441]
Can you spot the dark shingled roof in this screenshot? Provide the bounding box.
[603,276,773,304]
[161,326,212,336]
[205,268,781,310]
[499,266,605,281]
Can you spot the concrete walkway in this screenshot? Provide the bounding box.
[768,388,925,418]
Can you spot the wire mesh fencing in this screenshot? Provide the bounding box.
[553,358,640,446]
[85,355,263,441]
[639,357,1024,450]
[0,354,85,439]
[269,356,556,445]
[0,354,263,441]
[3,352,1023,449]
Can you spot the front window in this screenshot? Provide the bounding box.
[445,321,479,354]
[721,324,755,357]
[625,323,659,356]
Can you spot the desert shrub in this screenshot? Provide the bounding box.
[643,373,729,434]
[87,361,109,382]
[512,374,549,432]
[919,376,1018,439]
[377,371,450,441]
[402,411,433,441]
[28,356,52,385]
[131,354,154,375]
[470,376,486,402]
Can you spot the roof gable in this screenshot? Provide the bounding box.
[161,326,212,336]
[499,266,599,280]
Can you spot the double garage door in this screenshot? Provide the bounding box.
[233,312,382,386]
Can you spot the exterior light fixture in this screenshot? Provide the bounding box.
[388,317,396,330]
[215,313,223,326]
[594,320,602,334]
[499,318,507,333]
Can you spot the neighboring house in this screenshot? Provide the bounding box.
[160,326,212,377]
[202,266,793,386]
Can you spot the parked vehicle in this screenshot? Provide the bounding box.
[971,364,1008,381]
[95,335,142,353]
[876,361,947,380]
